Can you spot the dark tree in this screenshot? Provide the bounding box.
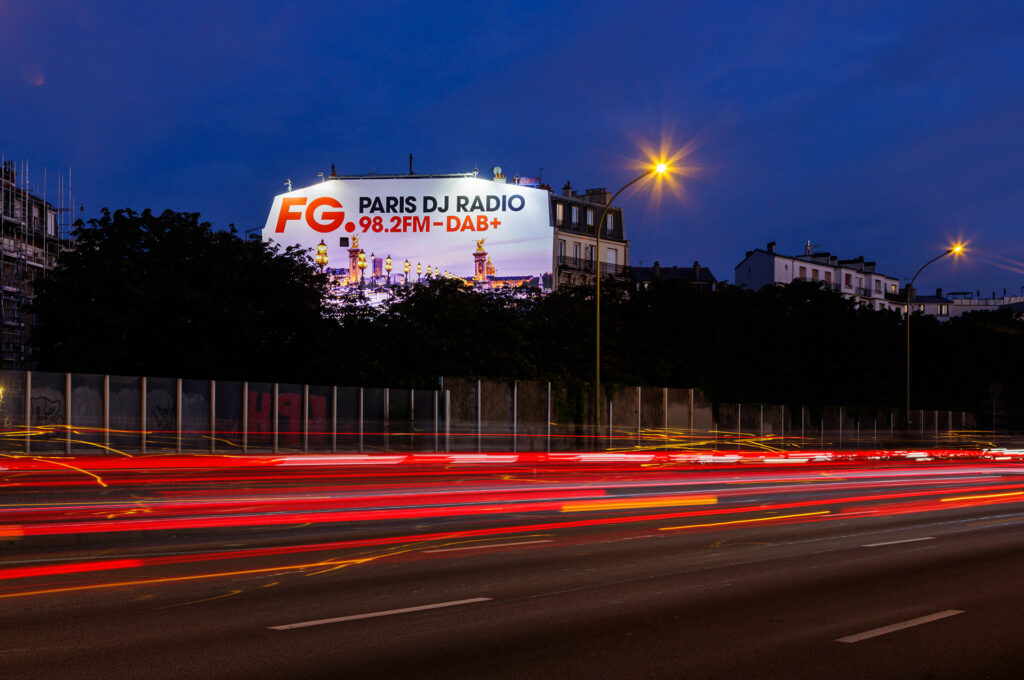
[31,212,1024,427]
[31,208,333,382]
[333,279,539,386]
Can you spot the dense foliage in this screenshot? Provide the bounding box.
[335,278,1023,427]
[31,209,334,382]
[31,210,1024,426]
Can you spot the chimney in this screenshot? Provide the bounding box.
[936,288,943,297]
[805,240,812,256]
[693,261,701,276]
[562,181,573,197]
[652,261,661,279]
[767,241,776,254]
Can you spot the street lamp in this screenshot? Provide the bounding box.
[314,239,329,272]
[357,249,367,288]
[905,243,964,424]
[594,162,671,431]
[417,262,422,281]
[385,255,393,285]
[403,259,411,285]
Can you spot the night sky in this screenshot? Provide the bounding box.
[2,1,1021,295]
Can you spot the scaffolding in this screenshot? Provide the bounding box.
[0,155,73,369]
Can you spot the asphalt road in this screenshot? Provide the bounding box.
[1,460,1023,679]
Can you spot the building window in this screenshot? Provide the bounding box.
[799,266,807,279]
[812,269,819,281]
[573,242,580,262]
[874,280,881,293]
[824,271,831,284]
[845,273,852,287]
[606,214,613,235]
[571,206,579,224]
[939,304,948,316]
[586,209,593,226]
[891,284,897,294]
[558,240,565,258]
[555,203,563,225]
[607,249,617,266]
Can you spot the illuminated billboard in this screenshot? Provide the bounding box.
[263,176,552,290]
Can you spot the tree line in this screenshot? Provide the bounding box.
[31,209,1024,427]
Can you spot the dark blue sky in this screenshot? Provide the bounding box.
[3,1,1022,295]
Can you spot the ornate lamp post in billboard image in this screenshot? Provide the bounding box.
[357,250,367,288]
[314,239,329,272]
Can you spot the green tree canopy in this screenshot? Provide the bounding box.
[31,208,333,382]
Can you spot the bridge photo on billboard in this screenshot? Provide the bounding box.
[264,174,553,293]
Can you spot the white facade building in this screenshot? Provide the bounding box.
[735,241,902,312]
[910,290,1024,321]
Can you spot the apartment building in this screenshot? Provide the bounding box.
[735,241,901,311]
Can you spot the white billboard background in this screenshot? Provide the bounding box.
[263,176,552,284]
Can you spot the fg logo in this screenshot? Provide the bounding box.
[275,197,345,233]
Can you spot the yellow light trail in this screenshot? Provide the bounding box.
[940,491,1024,503]
[0,557,374,600]
[157,589,243,610]
[561,495,717,512]
[28,457,108,488]
[659,510,830,531]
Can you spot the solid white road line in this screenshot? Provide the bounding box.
[422,539,552,553]
[836,609,964,643]
[269,598,492,630]
[862,536,935,547]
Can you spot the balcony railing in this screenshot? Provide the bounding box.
[556,256,627,276]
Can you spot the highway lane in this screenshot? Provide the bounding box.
[1,461,1023,679]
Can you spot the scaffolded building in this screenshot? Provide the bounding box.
[0,158,71,369]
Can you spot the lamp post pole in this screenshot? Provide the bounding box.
[594,167,663,433]
[905,246,960,424]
